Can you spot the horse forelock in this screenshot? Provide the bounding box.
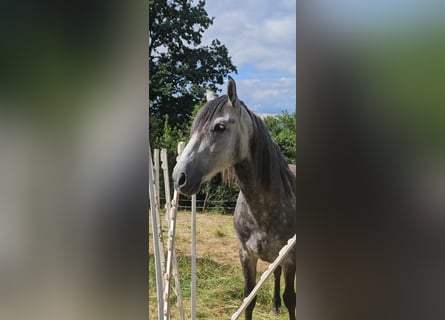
[191,95,230,139]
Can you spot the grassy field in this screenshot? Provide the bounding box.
[149,211,290,320]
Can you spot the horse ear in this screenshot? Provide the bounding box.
[227,76,237,107]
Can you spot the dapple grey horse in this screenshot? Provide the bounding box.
[173,77,296,320]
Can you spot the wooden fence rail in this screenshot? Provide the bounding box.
[231,234,297,320]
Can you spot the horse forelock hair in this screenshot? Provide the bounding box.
[191,95,229,139]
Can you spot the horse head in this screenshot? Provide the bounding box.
[172,77,251,195]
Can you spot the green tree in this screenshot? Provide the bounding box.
[151,114,186,190]
[199,174,239,214]
[264,111,296,164]
[150,114,189,214]
[149,0,237,131]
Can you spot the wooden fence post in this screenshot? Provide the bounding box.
[163,142,185,320]
[160,148,171,220]
[191,193,197,320]
[161,147,185,320]
[154,149,160,207]
[149,145,164,318]
[151,149,166,287]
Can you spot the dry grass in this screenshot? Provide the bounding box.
[149,210,289,320]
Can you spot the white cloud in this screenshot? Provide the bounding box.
[201,0,296,114]
[202,0,296,74]
[261,17,296,46]
[252,89,279,100]
[283,0,296,10]
[218,77,296,114]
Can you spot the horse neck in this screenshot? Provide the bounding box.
[232,106,294,213]
[235,159,287,202]
[233,127,292,212]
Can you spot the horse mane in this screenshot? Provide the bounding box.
[241,104,295,195]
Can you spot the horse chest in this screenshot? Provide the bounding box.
[235,211,284,262]
[234,192,295,263]
[244,231,284,262]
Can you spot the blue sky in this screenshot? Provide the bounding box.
[201,0,296,116]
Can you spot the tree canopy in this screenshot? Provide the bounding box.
[263,111,296,164]
[149,0,237,130]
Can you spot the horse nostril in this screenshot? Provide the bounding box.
[178,172,187,187]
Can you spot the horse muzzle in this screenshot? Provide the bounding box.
[172,167,202,196]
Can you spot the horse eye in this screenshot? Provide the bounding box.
[213,123,226,132]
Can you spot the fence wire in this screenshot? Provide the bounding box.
[159,197,236,212]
